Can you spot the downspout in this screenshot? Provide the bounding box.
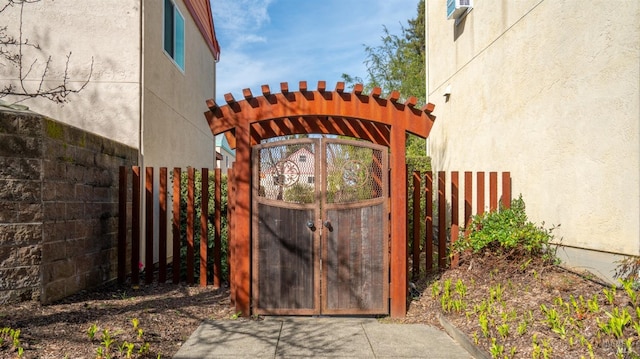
[425,0,431,158]
[138,0,145,267]
[139,0,145,167]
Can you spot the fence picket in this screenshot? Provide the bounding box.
[502,172,511,209]
[159,167,167,283]
[424,172,433,274]
[172,168,181,284]
[200,168,209,287]
[451,172,459,268]
[490,172,498,211]
[464,171,473,238]
[228,167,236,307]
[186,167,195,284]
[412,171,421,279]
[438,171,447,269]
[145,167,154,284]
[214,168,222,288]
[477,172,485,215]
[118,167,127,284]
[131,166,141,285]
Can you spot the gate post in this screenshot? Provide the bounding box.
[233,122,252,317]
[390,124,407,318]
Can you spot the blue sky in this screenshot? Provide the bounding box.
[211,0,420,103]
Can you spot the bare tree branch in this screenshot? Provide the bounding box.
[1,0,93,105]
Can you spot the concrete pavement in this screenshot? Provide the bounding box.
[174,317,475,358]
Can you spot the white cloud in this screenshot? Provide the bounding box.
[212,0,421,102]
[213,0,272,32]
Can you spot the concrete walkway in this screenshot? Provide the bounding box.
[174,317,474,358]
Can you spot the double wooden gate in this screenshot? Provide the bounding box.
[252,138,389,315]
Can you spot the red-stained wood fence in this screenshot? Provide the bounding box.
[117,165,510,310]
[117,166,225,287]
[408,171,511,279]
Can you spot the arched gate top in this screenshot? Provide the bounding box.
[205,81,436,147]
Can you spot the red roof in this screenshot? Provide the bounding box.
[183,0,220,61]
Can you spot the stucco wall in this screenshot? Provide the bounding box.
[426,0,639,260]
[142,1,216,168]
[1,0,142,149]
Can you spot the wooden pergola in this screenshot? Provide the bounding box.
[205,81,435,318]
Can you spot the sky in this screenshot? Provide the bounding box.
[210,0,420,104]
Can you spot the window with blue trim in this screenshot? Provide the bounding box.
[164,0,185,70]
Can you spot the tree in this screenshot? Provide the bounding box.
[0,0,93,104]
[343,0,428,171]
[343,0,425,106]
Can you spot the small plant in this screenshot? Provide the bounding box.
[455,279,467,298]
[620,278,639,306]
[490,283,504,304]
[497,323,510,340]
[453,195,557,261]
[489,338,504,358]
[516,320,528,335]
[479,312,491,338]
[88,323,99,340]
[87,320,157,358]
[431,282,441,298]
[0,327,24,357]
[587,294,600,313]
[599,308,632,339]
[603,286,617,306]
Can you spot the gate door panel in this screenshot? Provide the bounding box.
[253,139,320,315]
[322,140,389,314]
[252,138,388,315]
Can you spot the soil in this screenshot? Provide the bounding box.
[1,255,638,358]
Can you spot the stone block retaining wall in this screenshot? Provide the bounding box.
[0,108,137,303]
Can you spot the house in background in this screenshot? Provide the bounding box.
[215,134,235,174]
[425,1,639,281]
[2,0,220,168]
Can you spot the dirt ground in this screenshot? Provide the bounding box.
[1,256,638,358]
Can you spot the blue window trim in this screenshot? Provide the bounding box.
[163,0,185,71]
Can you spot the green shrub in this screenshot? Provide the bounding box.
[178,170,229,283]
[453,195,557,260]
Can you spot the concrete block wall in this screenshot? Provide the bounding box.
[0,108,137,304]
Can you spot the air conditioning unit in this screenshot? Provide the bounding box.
[447,0,473,20]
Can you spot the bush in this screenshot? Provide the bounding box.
[453,195,557,261]
[178,170,229,284]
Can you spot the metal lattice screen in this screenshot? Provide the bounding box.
[325,142,384,203]
[257,142,317,204]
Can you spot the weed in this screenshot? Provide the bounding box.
[88,323,99,340]
[497,323,509,340]
[87,319,157,358]
[455,279,467,298]
[599,308,632,339]
[489,338,504,358]
[603,286,616,306]
[0,327,24,357]
[479,312,490,338]
[431,282,441,298]
[516,320,528,335]
[587,294,600,313]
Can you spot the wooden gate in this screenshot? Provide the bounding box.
[252,138,389,315]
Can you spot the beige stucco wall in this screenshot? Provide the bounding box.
[142,1,216,168]
[1,0,142,148]
[2,0,217,168]
[426,0,639,261]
